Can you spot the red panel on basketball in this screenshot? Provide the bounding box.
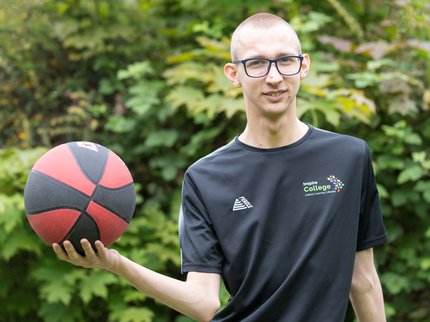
[86,201,128,247]
[27,209,81,244]
[24,141,136,255]
[32,144,96,196]
[99,150,134,189]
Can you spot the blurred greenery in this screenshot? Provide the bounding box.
[0,0,429,321]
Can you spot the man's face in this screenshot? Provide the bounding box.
[226,23,310,118]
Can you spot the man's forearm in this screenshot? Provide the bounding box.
[111,255,220,322]
[349,267,386,322]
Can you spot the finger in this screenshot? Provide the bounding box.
[53,243,69,261]
[62,240,81,260]
[94,240,106,257]
[95,241,119,270]
[81,239,96,257]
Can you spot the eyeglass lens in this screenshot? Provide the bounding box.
[245,57,301,77]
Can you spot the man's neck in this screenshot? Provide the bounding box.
[239,117,308,149]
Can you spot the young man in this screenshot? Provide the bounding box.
[54,13,388,322]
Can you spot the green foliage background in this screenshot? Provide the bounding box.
[0,0,429,321]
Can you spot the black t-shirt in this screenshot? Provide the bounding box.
[179,125,387,322]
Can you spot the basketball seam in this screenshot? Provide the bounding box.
[91,183,135,223]
[66,143,108,185]
[61,211,101,244]
[26,206,85,216]
[26,171,91,214]
[31,170,93,198]
[90,200,132,224]
[98,182,135,191]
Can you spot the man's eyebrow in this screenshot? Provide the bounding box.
[276,51,301,57]
[242,52,300,60]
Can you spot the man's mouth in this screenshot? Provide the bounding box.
[263,90,287,97]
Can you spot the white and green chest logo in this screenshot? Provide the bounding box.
[303,175,345,197]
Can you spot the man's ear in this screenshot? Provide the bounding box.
[224,63,241,87]
[299,54,310,80]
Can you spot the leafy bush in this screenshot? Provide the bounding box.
[0,0,429,321]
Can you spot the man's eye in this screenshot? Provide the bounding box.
[278,57,296,64]
[247,59,267,67]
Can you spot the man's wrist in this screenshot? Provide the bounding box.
[104,249,123,274]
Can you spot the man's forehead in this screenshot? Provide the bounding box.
[238,22,292,34]
[233,24,301,58]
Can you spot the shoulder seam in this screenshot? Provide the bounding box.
[189,139,235,169]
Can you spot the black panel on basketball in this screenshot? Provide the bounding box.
[68,142,109,184]
[24,172,90,214]
[66,212,100,255]
[92,184,136,223]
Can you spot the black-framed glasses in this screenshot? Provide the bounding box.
[233,55,304,78]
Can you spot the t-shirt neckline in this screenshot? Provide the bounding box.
[234,124,314,153]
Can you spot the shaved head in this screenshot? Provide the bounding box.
[230,13,302,61]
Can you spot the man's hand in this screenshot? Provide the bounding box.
[53,239,120,271]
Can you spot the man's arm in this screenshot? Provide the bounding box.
[53,240,221,322]
[349,248,386,322]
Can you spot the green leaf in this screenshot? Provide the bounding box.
[391,189,412,207]
[126,81,163,115]
[0,194,25,233]
[166,86,205,112]
[377,155,405,170]
[381,272,410,295]
[376,184,388,199]
[367,58,397,70]
[31,260,74,281]
[415,181,430,203]
[347,72,380,88]
[110,307,154,322]
[163,62,206,85]
[31,260,79,305]
[397,165,424,184]
[105,116,137,133]
[149,154,187,181]
[144,130,179,148]
[297,98,342,126]
[420,258,430,270]
[204,65,235,94]
[40,278,73,305]
[1,229,42,260]
[38,302,82,322]
[118,61,153,80]
[79,271,117,304]
[123,289,147,303]
[408,308,430,320]
[404,133,422,145]
[181,127,223,156]
[302,73,332,90]
[412,151,430,170]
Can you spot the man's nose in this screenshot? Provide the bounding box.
[266,62,283,83]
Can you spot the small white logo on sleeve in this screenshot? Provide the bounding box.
[232,196,253,211]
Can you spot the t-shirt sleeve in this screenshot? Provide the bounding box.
[356,143,388,251]
[178,171,224,274]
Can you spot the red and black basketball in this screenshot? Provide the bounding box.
[24,141,136,255]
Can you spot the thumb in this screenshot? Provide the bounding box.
[95,241,121,271]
